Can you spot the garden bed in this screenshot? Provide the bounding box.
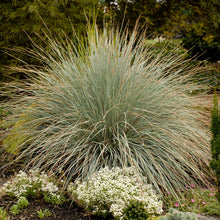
[0,168,219,220]
[1,24,220,220]
[0,194,106,220]
[0,179,219,220]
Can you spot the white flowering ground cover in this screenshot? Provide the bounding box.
[1,169,65,207]
[0,166,219,219]
[68,166,163,219]
[0,166,163,219]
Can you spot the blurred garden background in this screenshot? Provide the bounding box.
[0,0,220,83]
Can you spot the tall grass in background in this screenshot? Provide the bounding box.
[1,24,213,195]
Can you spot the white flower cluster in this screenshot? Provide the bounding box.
[1,169,62,203]
[68,166,163,219]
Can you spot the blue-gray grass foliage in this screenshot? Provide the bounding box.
[2,25,213,194]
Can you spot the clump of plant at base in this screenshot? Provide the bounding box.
[10,196,30,215]
[37,209,52,219]
[1,169,65,215]
[67,166,163,219]
[1,23,213,195]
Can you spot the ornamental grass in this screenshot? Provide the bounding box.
[1,24,213,195]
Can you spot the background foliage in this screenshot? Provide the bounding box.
[101,0,220,36]
[182,31,220,62]
[1,0,220,82]
[0,0,102,81]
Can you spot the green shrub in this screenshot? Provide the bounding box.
[0,0,102,82]
[2,24,213,195]
[182,31,220,62]
[210,91,220,202]
[145,39,187,57]
[123,200,150,220]
[3,116,30,154]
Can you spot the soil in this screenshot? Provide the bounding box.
[0,193,113,220]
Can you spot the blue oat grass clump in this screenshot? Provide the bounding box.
[2,24,213,194]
